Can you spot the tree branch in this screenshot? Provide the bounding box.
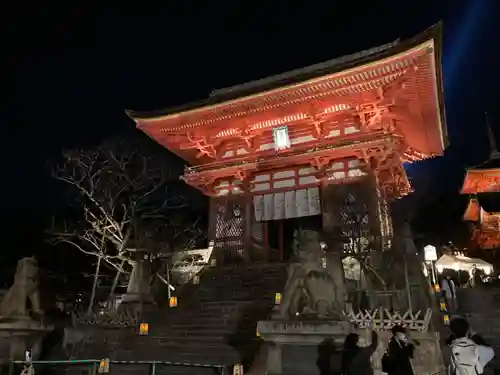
[48,136,206,289]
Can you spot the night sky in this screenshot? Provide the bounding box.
[1,1,499,275]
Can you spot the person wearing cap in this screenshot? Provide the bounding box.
[385,325,418,375]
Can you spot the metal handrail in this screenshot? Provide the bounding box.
[10,359,227,375]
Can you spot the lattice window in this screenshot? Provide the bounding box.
[339,191,372,254]
[377,186,393,248]
[214,199,244,239]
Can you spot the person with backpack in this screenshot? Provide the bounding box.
[441,275,458,313]
[448,318,494,375]
[341,328,378,375]
[382,325,417,375]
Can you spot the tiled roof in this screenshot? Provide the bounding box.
[127,24,441,120]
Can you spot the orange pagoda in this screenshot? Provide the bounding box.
[128,25,447,263]
[461,125,500,249]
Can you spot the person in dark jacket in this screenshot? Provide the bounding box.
[386,325,417,375]
[342,330,378,375]
[317,338,337,375]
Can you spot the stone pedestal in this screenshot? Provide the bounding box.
[121,292,154,304]
[257,319,444,375]
[119,293,155,316]
[257,319,352,375]
[0,317,53,364]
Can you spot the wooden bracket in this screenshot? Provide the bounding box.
[356,96,399,133]
[181,173,216,195]
[357,141,410,199]
[310,155,336,171]
[183,133,218,159]
[234,169,249,182]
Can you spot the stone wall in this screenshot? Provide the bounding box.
[257,320,443,375]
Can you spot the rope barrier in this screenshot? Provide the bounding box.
[10,359,226,375]
[12,359,225,368]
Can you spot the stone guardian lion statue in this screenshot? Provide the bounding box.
[277,230,343,319]
[0,257,42,318]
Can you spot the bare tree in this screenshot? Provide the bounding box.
[48,137,206,310]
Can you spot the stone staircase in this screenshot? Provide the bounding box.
[456,287,500,368]
[71,263,288,374]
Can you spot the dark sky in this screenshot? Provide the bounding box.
[1,1,499,265]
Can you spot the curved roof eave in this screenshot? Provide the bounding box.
[126,23,444,123]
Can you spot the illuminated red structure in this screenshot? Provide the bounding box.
[462,125,500,249]
[128,25,447,263]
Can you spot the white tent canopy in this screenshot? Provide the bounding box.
[436,254,493,275]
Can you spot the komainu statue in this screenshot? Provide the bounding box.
[0,257,42,318]
[277,229,343,319]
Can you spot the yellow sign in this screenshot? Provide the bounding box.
[169,296,178,307]
[440,301,447,312]
[98,358,110,374]
[275,293,281,305]
[233,364,243,375]
[443,314,450,325]
[434,284,440,293]
[139,322,149,335]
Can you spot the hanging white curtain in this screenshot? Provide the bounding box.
[273,192,285,220]
[253,195,264,222]
[253,187,321,221]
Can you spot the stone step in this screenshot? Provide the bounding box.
[202,287,279,294]
[140,336,230,345]
[206,273,285,280]
[117,343,241,364]
[160,353,239,367]
[198,286,278,294]
[170,320,258,330]
[157,338,256,348]
[152,367,223,375]
[203,276,284,284]
[161,328,241,336]
[157,336,232,344]
[204,280,282,286]
[197,296,274,304]
[162,319,234,328]
[153,324,236,335]
[185,309,242,318]
[200,301,250,309]
[166,322,261,333]
[164,354,238,365]
[181,308,244,317]
[59,262,288,369]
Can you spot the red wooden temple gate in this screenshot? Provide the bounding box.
[129,25,447,264]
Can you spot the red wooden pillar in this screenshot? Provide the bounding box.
[279,220,284,261]
[208,197,220,264]
[243,190,252,263]
[263,223,269,261]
